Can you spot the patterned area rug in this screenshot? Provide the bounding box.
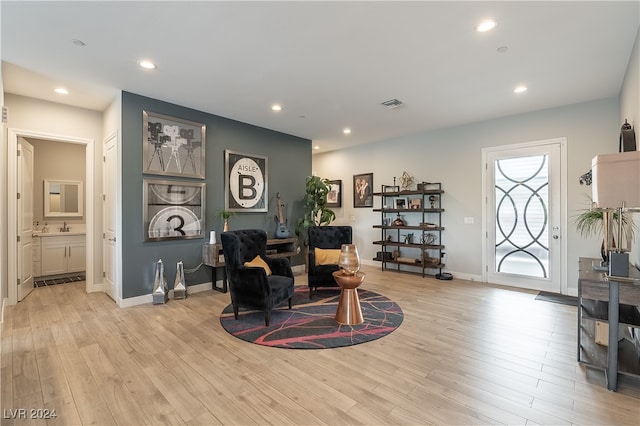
[220,286,403,349]
[35,274,85,287]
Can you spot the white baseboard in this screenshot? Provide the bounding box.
[118,281,215,308]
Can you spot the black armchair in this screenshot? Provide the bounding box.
[220,229,295,326]
[307,226,352,298]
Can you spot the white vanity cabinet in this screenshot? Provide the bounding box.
[40,234,86,276]
[32,237,42,277]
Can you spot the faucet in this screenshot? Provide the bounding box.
[60,221,70,232]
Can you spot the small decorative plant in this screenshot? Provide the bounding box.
[574,196,637,261]
[217,210,235,231]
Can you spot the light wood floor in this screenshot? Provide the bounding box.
[2,265,639,425]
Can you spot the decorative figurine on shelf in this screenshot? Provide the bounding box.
[400,171,415,191]
[393,214,406,226]
[429,195,437,209]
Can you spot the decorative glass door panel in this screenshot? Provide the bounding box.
[495,155,549,278]
[484,140,564,293]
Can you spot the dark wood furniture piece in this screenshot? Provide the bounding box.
[577,257,640,391]
[202,236,298,293]
[373,183,445,277]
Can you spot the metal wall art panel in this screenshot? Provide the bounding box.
[224,150,268,212]
[143,110,206,179]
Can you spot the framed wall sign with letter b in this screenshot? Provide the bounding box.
[225,150,268,212]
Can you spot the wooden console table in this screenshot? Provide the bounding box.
[577,257,640,391]
[202,237,299,293]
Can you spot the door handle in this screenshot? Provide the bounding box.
[108,237,116,242]
[553,235,559,239]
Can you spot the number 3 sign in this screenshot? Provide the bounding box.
[143,179,205,241]
[225,150,268,212]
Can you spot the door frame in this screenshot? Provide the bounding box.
[8,128,95,305]
[481,137,568,295]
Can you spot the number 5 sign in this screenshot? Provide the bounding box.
[225,150,268,212]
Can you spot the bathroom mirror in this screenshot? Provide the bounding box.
[44,179,83,217]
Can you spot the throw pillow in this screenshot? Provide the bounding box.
[315,248,341,266]
[244,255,272,276]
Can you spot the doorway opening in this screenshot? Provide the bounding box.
[7,128,95,305]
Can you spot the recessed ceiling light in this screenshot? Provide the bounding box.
[313,145,320,150]
[137,60,157,70]
[54,88,69,95]
[271,104,282,111]
[476,19,497,32]
[343,128,351,135]
[71,39,86,47]
[514,85,528,94]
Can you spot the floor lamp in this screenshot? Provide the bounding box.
[592,151,640,277]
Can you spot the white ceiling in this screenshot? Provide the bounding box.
[2,1,639,153]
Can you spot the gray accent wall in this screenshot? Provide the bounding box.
[121,92,310,299]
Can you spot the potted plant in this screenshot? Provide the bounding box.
[574,197,637,262]
[295,176,336,268]
[218,210,235,232]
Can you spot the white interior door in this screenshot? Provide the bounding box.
[17,137,35,301]
[484,139,566,293]
[103,132,118,301]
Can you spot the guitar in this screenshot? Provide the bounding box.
[274,192,290,238]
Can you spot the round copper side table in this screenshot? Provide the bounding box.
[332,271,365,325]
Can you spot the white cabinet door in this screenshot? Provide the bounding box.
[66,237,86,273]
[41,239,67,275]
[33,237,41,277]
[40,235,86,276]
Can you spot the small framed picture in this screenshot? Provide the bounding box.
[383,185,399,193]
[409,198,422,209]
[326,180,342,207]
[353,173,373,208]
[394,198,407,209]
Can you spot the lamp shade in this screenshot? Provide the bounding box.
[592,151,640,209]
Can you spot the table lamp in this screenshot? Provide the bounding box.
[591,151,640,277]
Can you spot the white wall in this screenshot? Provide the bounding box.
[28,138,86,225]
[3,94,104,286]
[313,98,619,294]
[620,27,640,269]
[0,18,6,320]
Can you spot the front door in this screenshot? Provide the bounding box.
[484,139,566,293]
[17,137,35,301]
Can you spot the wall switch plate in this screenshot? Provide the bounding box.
[464,217,474,224]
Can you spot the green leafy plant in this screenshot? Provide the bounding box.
[217,210,235,220]
[574,196,637,257]
[295,176,336,238]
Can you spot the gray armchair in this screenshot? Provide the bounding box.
[220,229,295,326]
[307,225,352,298]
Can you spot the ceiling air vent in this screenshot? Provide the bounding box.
[380,98,403,109]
